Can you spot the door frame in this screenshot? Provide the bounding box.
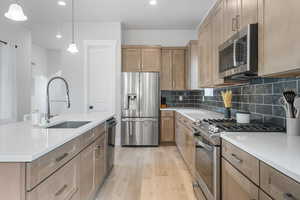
[83,40,118,113]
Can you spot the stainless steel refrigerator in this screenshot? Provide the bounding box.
[121,72,160,146]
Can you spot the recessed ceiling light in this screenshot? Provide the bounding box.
[57,1,67,6]
[56,33,62,39]
[149,0,157,5]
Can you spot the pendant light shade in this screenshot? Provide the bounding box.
[5,3,28,21]
[67,0,79,54]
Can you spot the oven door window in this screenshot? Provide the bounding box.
[195,138,214,195]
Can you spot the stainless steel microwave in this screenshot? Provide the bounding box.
[219,23,258,80]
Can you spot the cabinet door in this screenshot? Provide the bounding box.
[222,158,259,200]
[80,144,95,200]
[212,1,225,86]
[141,48,161,72]
[94,136,106,189]
[172,50,186,90]
[224,0,239,40]
[258,0,300,76]
[122,48,141,72]
[198,23,213,88]
[259,190,272,200]
[238,0,258,29]
[161,50,173,90]
[160,116,175,143]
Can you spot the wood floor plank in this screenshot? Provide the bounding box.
[96,146,197,200]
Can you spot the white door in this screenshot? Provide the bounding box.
[84,41,117,113]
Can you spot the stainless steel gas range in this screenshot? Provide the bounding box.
[192,119,285,200]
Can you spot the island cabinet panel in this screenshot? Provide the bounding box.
[27,156,80,200]
[222,158,259,200]
[160,111,175,143]
[94,134,106,188]
[258,0,300,76]
[80,141,95,200]
[26,138,80,191]
[0,163,25,200]
[260,162,300,200]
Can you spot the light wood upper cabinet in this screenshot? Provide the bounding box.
[212,1,226,86]
[141,48,161,72]
[224,0,239,40]
[222,158,259,200]
[198,22,213,88]
[122,46,161,72]
[161,50,173,90]
[258,0,300,77]
[172,50,186,90]
[160,111,175,143]
[238,0,258,29]
[161,48,186,90]
[122,48,141,72]
[186,40,199,90]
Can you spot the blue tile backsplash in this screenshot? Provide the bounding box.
[161,77,300,128]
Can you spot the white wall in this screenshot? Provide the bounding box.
[122,29,197,46]
[31,22,123,144]
[0,19,32,121]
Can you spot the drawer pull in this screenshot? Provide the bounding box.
[231,153,243,163]
[55,184,68,196]
[283,193,296,200]
[55,153,69,163]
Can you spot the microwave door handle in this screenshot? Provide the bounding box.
[233,39,238,67]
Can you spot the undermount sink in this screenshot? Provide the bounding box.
[47,121,91,129]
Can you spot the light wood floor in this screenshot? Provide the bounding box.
[95,146,197,200]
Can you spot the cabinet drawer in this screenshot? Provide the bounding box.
[260,162,300,200]
[27,156,80,200]
[222,158,259,200]
[161,110,174,117]
[222,140,259,185]
[26,138,80,191]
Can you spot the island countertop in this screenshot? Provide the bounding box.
[0,112,115,162]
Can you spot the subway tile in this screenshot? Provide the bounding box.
[273,105,286,117]
[255,84,273,94]
[273,81,297,94]
[251,114,264,123]
[242,85,255,94]
[256,105,272,115]
[264,116,285,128]
[249,95,263,104]
[250,77,264,84]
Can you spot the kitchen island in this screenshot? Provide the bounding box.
[0,112,115,200]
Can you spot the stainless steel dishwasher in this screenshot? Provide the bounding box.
[106,117,117,174]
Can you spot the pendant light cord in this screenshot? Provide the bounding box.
[72,0,75,43]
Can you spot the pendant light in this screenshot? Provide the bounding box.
[67,0,79,54]
[4,1,28,21]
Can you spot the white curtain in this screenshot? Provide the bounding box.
[0,44,17,124]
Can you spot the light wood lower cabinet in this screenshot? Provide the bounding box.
[160,111,175,143]
[222,158,259,200]
[260,190,272,200]
[260,162,300,200]
[27,156,80,200]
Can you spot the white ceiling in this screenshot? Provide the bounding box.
[0,0,215,29]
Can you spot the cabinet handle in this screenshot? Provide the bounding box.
[236,15,240,30]
[231,153,243,163]
[283,193,296,200]
[55,184,68,196]
[95,145,102,151]
[232,18,237,31]
[55,153,69,163]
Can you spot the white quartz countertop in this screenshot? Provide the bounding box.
[0,112,115,162]
[161,107,223,121]
[221,132,300,183]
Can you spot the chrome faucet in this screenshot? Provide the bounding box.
[46,76,71,123]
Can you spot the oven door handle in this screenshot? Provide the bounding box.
[233,39,238,67]
[196,140,214,152]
